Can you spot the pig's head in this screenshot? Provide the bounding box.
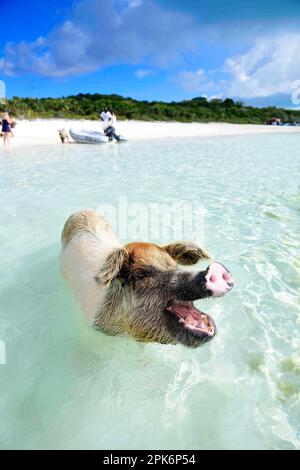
[95,242,233,348]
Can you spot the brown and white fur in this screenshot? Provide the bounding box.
[60,210,234,348]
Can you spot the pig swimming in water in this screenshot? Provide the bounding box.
[60,210,234,348]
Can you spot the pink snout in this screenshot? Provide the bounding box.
[205,262,234,297]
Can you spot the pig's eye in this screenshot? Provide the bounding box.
[133,268,155,282]
[134,271,148,281]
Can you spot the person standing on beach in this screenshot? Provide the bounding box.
[104,111,121,141]
[109,111,117,128]
[1,112,13,146]
[100,107,112,130]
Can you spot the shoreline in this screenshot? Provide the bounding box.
[2,118,300,147]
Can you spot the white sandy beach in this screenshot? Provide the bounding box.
[3,118,300,146]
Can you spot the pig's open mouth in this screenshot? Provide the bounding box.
[165,300,216,338]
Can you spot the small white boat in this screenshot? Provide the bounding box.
[69,128,109,144]
[69,127,128,144]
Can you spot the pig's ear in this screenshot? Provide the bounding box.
[163,242,211,265]
[95,248,129,286]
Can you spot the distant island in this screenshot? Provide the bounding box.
[1,93,300,124]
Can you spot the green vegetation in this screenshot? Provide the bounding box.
[1,93,300,124]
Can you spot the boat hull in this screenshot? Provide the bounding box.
[69,128,109,144]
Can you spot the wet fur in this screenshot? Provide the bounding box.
[60,209,211,346]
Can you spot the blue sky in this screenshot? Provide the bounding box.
[1,0,300,107]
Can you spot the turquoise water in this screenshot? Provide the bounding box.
[0,134,300,450]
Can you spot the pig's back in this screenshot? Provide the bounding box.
[60,210,121,322]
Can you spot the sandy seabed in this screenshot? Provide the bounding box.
[2,118,300,147]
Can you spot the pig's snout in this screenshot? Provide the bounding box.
[205,262,234,297]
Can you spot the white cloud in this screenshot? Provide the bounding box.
[177,32,300,100]
[134,68,154,78]
[128,0,142,7]
[0,0,200,78]
[176,68,222,96]
[177,69,208,91]
[3,0,299,103]
[225,33,300,98]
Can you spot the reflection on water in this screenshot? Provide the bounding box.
[0,134,300,449]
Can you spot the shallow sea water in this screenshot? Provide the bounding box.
[0,134,300,450]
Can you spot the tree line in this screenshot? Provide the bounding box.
[1,93,300,124]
